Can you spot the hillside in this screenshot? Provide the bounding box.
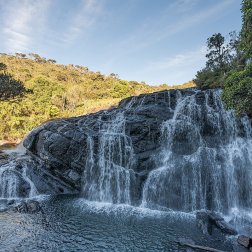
[0,53,195,141]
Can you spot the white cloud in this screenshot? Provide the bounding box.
[162,0,235,39]
[147,46,206,71]
[126,46,208,85]
[62,0,104,44]
[169,0,199,13]
[1,0,51,52]
[107,0,235,58]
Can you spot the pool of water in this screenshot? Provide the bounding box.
[0,195,242,252]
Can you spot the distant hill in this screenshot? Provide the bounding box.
[0,53,195,141]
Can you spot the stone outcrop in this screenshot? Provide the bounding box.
[196,210,238,235]
[23,89,198,200]
[18,89,252,208]
[1,88,252,211]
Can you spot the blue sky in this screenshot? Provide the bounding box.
[0,0,242,85]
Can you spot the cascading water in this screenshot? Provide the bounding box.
[1,88,251,223]
[0,146,37,199]
[2,88,252,252]
[141,90,252,216]
[82,112,135,204]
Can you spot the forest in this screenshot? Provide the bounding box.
[0,53,194,141]
[194,0,252,117]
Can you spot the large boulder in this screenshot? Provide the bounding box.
[20,88,252,209]
[196,210,237,236]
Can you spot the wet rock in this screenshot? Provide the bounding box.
[7,199,15,205]
[237,235,252,250]
[0,199,42,214]
[178,238,195,252]
[0,151,8,159]
[11,88,251,208]
[196,210,237,235]
[23,89,197,200]
[214,220,238,235]
[66,170,81,182]
[0,151,9,165]
[0,169,31,198]
[14,200,42,214]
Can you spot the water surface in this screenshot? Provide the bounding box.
[0,195,240,252]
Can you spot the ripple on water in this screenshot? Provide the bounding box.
[0,195,237,252]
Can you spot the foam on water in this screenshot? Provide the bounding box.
[72,198,195,221]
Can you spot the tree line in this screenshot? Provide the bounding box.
[194,0,252,117]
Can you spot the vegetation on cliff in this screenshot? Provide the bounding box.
[0,53,194,141]
[194,0,252,117]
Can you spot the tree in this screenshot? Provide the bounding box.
[0,62,7,72]
[29,53,47,63]
[227,31,245,69]
[194,33,233,89]
[109,73,119,79]
[48,59,57,64]
[0,73,28,100]
[222,63,252,117]
[205,33,231,71]
[194,68,225,90]
[221,1,252,118]
[240,0,252,62]
[15,53,26,58]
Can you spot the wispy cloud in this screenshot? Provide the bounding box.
[169,0,199,14]
[107,0,235,58]
[136,46,207,85]
[147,46,206,71]
[62,0,104,44]
[1,0,51,53]
[162,0,235,39]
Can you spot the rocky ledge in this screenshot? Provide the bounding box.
[23,89,200,200]
[1,88,251,207]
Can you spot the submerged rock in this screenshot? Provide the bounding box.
[237,235,252,251]
[196,210,237,236]
[0,199,42,214]
[13,200,42,214]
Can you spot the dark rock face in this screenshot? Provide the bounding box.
[21,88,252,210]
[24,90,185,199]
[23,89,197,202]
[196,210,238,236]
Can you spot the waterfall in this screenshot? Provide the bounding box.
[142,90,252,214]
[0,147,38,199]
[82,112,135,204]
[1,88,252,219]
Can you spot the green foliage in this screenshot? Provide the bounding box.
[194,68,225,90]
[222,63,252,117]
[112,80,131,98]
[240,0,252,62]
[222,0,252,118]
[194,33,236,89]
[194,1,252,117]
[0,73,29,100]
[0,63,7,71]
[206,33,230,70]
[0,54,195,141]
